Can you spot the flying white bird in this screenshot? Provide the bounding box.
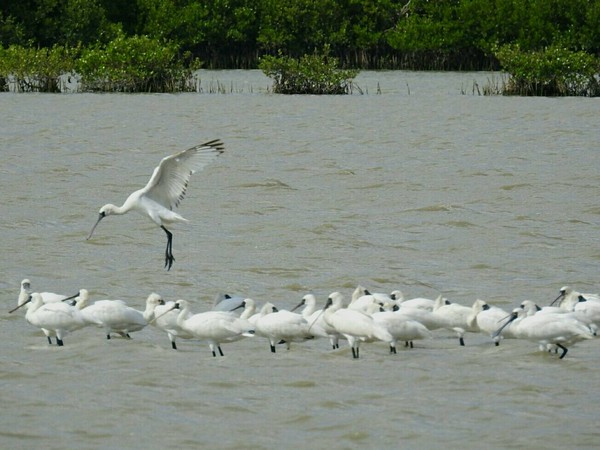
[87,139,224,270]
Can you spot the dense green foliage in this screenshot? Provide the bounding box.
[1,0,599,95]
[0,44,76,91]
[259,48,358,94]
[2,0,599,69]
[76,33,200,92]
[494,45,600,96]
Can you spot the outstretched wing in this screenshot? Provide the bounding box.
[143,139,224,210]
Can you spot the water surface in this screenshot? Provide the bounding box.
[1,71,599,449]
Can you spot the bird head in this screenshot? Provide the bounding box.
[492,310,519,339]
[87,205,114,240]
[21,279,31,291]
[550,286,570,306]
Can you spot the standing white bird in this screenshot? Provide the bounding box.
[551,287,600,331]
[247,302,278,329]
[18,279,79,305]
[396,295,445,311]
[431,296,478,346]
[349,286,394,312]
[292,294,341,349]
[254,304,313,353]
[147,297,195,350]
[11,293,87,346]
[371,309,432,353]
[467,299,512,345]
[230,298,260,322]
[323,292,392,359]
[493,307,594,359]
[552,286,600,307]
[393,305,448,335]
[13,280,80,344]
[77,290,154,340]
[86,139,224,270]
[173,299,254,357]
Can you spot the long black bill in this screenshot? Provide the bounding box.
[149,303,179,324]
[230,303,245,313]
[87,212,105,240]
[492,312,518,340]
[290,300,304,312]
[9,295,32,313]
[550,292,565,306]
[61,292,81,306]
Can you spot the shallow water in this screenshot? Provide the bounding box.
[1,70,599,449]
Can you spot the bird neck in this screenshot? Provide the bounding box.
[107,203,130,215]
[26,296,44,316]
[176,305,190,327]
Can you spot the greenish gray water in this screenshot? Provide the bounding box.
[1,71,599,449]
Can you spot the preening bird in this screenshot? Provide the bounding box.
[87,139,225,270]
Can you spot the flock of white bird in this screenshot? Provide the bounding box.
[9,141,599,360]
[10,280,599,359]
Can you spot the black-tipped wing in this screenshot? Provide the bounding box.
[143,139,224,210]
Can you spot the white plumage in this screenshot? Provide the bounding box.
[174,299,254,357]
[76,290,154,340]
[15,293,87,346]
[87,139,224,270]
[255,304,313,353]
[493,307,594,359]
[323,292,392,359]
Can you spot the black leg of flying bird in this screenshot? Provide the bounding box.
[161,226,174,270]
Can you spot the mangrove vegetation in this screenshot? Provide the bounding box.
[1,0,599,95]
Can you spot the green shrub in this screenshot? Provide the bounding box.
[76,33,201,92]
[0,44,77,92]
[259,47,359,94]
[494,44,600,96]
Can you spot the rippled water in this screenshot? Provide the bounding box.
[2,71,599,449]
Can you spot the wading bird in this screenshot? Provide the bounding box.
[254,304,313,353]
[76,290,155,340]
[493,307,594,359]
[322,292,392,359]
[18,279,79,305]
[11,293,87,346]
[13,280,80,344]
[87,140,224,270]
[173,300,254,357]
[148,298,195,350]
